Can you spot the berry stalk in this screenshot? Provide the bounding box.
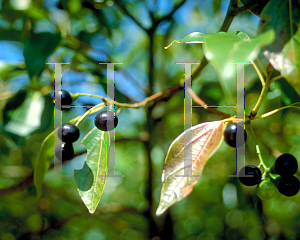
[247,123,268,171]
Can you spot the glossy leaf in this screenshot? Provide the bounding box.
[202,30,274,81]
[74,127,109,214]
[24,33,61,78]
[203,30,274,103]
[34,131,55,200]
[156,121,225,216]
[165,31,249,49]
[259,0,300,95]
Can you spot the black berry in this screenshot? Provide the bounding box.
[55,142,74,161]
[53,90,73,110]
[94,111,118,131]
[57,123,80,143]
[277,175,300,197]
[224,122,247,148]
[238,165,262,186]
[272,153,298,176]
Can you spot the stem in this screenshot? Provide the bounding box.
[252,104,300,120]
[72,93,104,100]
[256,57,267,77]
[73,103,105,126]
[249,75,272,119]
[247,124,268,170]
[270,75,283,82]
[250,60,265,87]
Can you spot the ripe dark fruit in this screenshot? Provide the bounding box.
[277,176,300,197]
[224,122,247,148]
[94,111,118,131]
[272,153,298,176]
[55,142,74,161]
[53,90,73,110]
[238,165,262,186]
[57,123,80,143]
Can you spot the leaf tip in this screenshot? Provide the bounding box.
[88,209,96,214]
[155,206,165,216]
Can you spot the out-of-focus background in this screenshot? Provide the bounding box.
[1,0,300,239]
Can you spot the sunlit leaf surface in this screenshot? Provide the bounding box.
[74,127,109,214]
[156,121,225,216]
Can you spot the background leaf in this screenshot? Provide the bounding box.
[23,32,61,78]
[4,91,45,136]
[33,131,55,200]
[259,0,300,95]
[74,127,109,214]
[156,121,225,216]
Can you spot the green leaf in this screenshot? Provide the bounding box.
[4,91,45,136]
[156,121,225,216]
[165,31,249,49]
[0,29,22,42]
[239,0,270,16]
[74,127,109,214]
[24,33,61,78]
[202,30,275,80]
[259,0,300,95]
[277,28,300,95]
[34,131,55,200]
[202,30,274,103]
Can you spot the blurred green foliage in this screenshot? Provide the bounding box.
[0,0,300,239]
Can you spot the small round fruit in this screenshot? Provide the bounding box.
[224,122,247,148]
[238,165,262,186]
[257,179,276,200]
[277,175,300,197]
[273,153,298,176]
[94,111,118,131]
[57,123,80,143]
[55,142,74,161]
[53,90,73,110]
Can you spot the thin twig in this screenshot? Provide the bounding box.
[256,57,268,77]
[232,1,259,15]
[114,0,146,31]
[187,88,230,118]
[251,60,265,86]
[152,0,187,29]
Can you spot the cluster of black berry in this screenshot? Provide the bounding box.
[55,123,80,161]
[271,154,300,197]
[53,90,119,161]
[223,122,299,198]
[237,154,300,199]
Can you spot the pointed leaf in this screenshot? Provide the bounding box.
[74,127,109,214]
[34,131,55,200]
[156,121,225,216]
[165,31,249,49]
[259,0,300,95]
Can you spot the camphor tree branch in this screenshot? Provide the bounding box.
[113,0,147,31]
[187,88,231,118]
